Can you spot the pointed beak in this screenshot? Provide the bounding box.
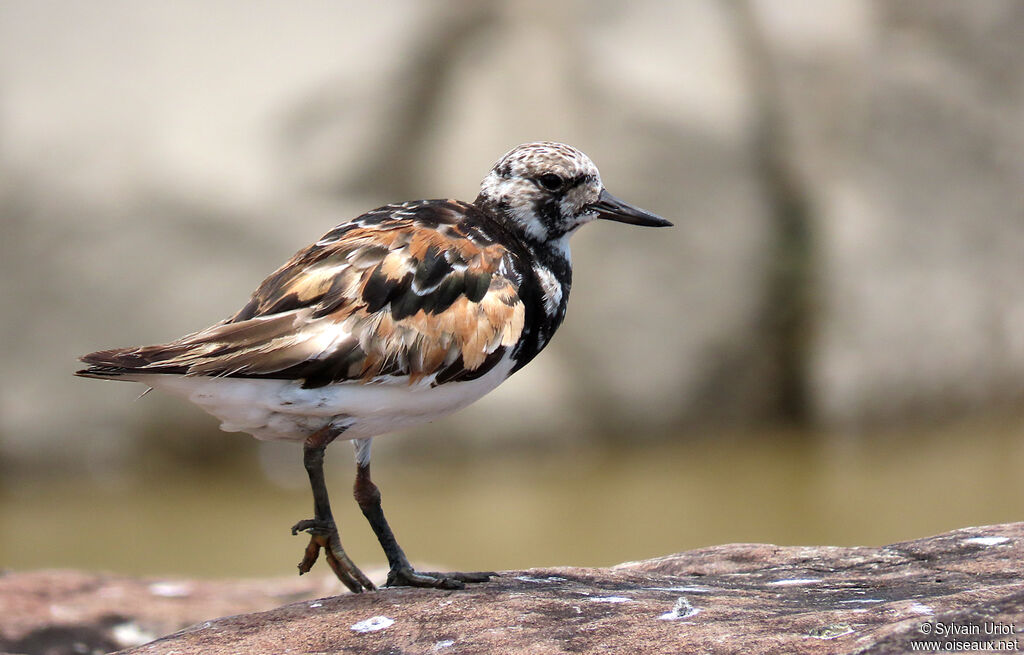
[589,189,673,227]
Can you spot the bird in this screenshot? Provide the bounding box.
[76,141,672,593]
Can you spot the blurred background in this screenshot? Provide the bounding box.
[2,0,1023,581]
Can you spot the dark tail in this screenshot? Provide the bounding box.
[76,346,188,380]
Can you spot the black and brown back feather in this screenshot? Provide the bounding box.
[77,200,529,388]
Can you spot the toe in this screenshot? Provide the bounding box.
[291,518,333,536]
[452,571,496,583]
[386,567,495,589]
[419,570,495,584]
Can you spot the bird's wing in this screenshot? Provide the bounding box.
[77,201,527,388]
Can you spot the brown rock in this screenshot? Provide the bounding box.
[0,569,342,654]
[3,524,1022,654]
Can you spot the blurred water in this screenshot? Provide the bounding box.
[2,423,1022,579]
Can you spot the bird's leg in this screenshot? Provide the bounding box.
[291,425,376,593]
[351,439,494,590]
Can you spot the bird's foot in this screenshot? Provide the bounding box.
[385,565,496,590]
[291,518,376,593]
[291,517,334,537]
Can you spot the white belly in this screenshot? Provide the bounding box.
[129,354,515,442]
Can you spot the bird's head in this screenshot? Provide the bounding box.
[475,142,672,248]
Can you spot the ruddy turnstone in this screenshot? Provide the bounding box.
[77,141,671,592]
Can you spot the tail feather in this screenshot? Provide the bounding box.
[76,346,189,379]
[75,309,322,381]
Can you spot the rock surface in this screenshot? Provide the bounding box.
[2,524,1022,654]
[0,569,346,655]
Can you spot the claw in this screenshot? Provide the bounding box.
[291,518,333,536]
[385,566,495,589]
[297,533,323,575]
[324,540,377,593]
[445,571,497,584]
[292,520,376,593]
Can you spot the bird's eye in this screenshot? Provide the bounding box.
[538,173,564,192]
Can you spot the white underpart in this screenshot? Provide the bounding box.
[533,265,563,317]
[125,352,517,442]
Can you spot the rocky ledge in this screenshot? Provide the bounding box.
[2,524,1022,655]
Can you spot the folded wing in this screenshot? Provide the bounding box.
[77,201,527,388]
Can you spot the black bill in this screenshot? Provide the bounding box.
[590,189,673,227]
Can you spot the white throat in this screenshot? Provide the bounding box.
[547,232,572,263]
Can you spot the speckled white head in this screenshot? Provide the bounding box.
[475,141,671,248]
